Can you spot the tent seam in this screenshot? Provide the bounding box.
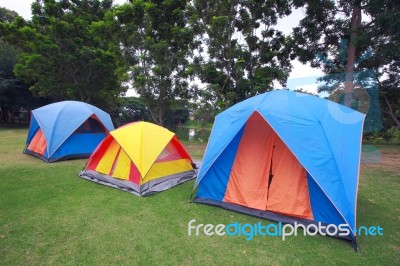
[48,108,92,158]
[194,118,248,188]
[295,96,360,232]
[195,96,265,188]
[110,123,175,179]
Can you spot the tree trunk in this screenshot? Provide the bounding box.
[158,108,164,126]
[27,109,31,125]
[344,2,362,107]
[147,105,161,125]
[383,95,400,128]
[0,106,4,124]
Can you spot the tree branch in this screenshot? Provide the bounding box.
[361,20,374,30]
[384,95,400,128]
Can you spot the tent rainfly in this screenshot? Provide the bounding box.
[193,90,365,250]
[24,101,114,162]
[79,122,196,196]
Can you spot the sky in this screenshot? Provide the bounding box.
[1,0,324,95]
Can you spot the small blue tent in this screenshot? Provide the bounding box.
[24,101,114,162]
[193,90,365,249]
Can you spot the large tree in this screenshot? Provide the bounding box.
[109,0,197,125]
[193,0,292,109]
[291,0,400,129]
[0,7,45,124]
[1,0,125,113]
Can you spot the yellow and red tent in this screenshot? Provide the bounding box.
[79,122,196,196]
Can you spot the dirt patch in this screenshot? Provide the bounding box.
[361,146,400,172]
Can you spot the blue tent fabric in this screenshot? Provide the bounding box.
[197,126,245,201]
[25,101,114,162]
[26,115,40,144]
[195,90,365,240]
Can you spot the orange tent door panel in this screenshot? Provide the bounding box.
[266,130,313,220]
[27,129,47,156]
[223,112,272,210]
[223,112,313,219]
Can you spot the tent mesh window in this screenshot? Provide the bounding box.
[155,141,182,162]
[75,117,107,133]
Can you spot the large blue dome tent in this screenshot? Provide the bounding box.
[193,90,365,249]
[24,101,114,162]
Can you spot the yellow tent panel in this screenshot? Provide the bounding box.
[110,122,174,177]
[144,159,194,183]
[112,148,131,180]
[96,139,120,175]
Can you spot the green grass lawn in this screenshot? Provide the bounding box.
[0,128,399,265]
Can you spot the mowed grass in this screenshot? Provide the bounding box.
[0,128,399,265]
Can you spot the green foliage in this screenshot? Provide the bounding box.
[1,0,125,114]
[363,127,400,144]
[386,127,400,142]
[173,126,211,143]
[115,96,150,126]
[379,127,400,144]
[115,96,190,127]
[0,40,45,124]
[192,100,217,126]
[0,7,18,23]
[193,0,292,108]
[111,0,197,125]
[0,42,17,79]
[163,99,191,127]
